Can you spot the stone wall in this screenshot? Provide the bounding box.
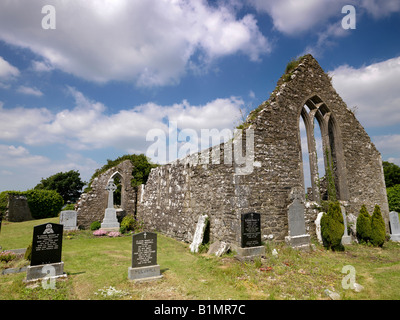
[4,194,33,222]
[137,54,390,245]
[76,160,137,229]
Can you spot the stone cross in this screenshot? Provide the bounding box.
[106,180,117,208]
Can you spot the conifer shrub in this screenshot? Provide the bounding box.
[90,220,101,231]
[120,215,144,234]
[356,205,372,244]
[320,201,344,251]
[370,205,386,247]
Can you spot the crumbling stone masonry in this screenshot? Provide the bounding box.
[76,160,136,229]
[136,54,389,246]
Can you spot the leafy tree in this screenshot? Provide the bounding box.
[356,205,372,244]
[370,205,386,247]
[34,170,86,203]
[383,161,400,188]
[387,184,400,212]
[85,154,157,193]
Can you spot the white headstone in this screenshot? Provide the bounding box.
[190,214,208,253]
[315,212,324,244]
[389,211,400,242]
[101,180,120,231]
[340,205,351,245]
[59,210,78,231]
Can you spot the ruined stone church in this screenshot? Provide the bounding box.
[76,54,389,248]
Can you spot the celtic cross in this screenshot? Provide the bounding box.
[106,180,117,208]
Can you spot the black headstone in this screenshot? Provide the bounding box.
[132,232,157,268]
[31,223,63,266]
[241,212,261,248]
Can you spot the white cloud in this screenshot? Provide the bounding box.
[330,56,400,128]
[360,0,400,18]
[0,88,243,157]
[0,144,49,167]
[249,0,346,35]
[0,0,270,87]
[0,56,19,78]
[0,143,99,191]
[31,60,54,72]
[17,85,43,97]
[250,0,400,36]
[0,56,19,88]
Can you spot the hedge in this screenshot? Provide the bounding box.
[0,189,64,220]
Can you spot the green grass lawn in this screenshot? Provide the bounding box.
[0,217,400,300]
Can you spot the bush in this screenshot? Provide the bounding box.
[24,243,32,261]
[387,184,400,212]
[320,201,344,251]
[356,205,372,243]
[25,189,64,219]
[62,203,76,211]
[370,205,386,247]
[90,221,101,231]
[120,215,144,234]
[0,251,17,263]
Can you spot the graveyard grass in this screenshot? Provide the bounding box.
[1,217,400,300]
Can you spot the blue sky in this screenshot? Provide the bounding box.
[0,0,400,192]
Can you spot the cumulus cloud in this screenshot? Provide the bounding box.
[250,0,400,35]
[249,0,347,35]
[0,56,19,78]
[17,85,43,97]
[0,0,270,87]
[0,88,243,160]
[330,56,400,128]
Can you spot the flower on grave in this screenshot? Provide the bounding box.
[93,229,107,236]
[0,251,17,262]
[108,231,121,237]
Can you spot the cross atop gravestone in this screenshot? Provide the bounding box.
[106,180,117,209]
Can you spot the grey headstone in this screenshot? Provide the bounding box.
[131,232,157,268]
[208,241,230,257]
[287,197,306,237]
[60,210,78,231]
[128,231,162,281]
[389,211,400,242]
[285,189,310,249]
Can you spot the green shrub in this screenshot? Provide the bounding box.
[24,189,64,219]
[370,205,386,247]
[24,243,32,261]
[62,203,76,211]
[356,205,372,243]
[387,184,400,212]
[320,201,344,251]
[120,215,144,234]
[90,221,101,231]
